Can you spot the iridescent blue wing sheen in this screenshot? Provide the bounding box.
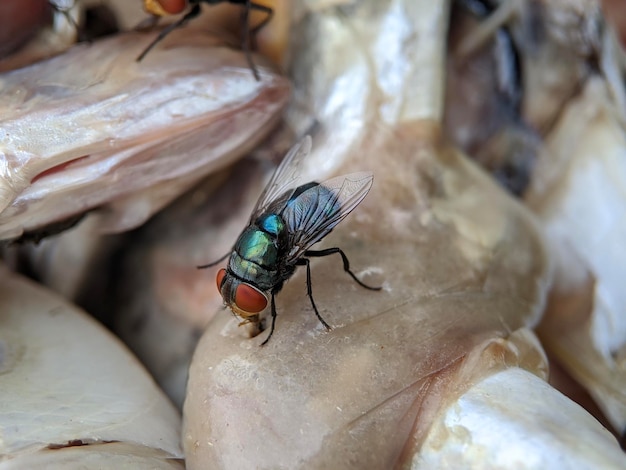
[250,135,312,221]
[281,172,374,263]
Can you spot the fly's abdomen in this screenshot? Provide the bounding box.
[282,184,341,233]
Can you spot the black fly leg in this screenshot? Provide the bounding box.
[296,258,332,330]
[248,1,273,35]
[136,3,202,61]
[260,291,278,346]
[304,248,381,291]
[197,252,231,269]
[239,0,260,80]
[238,1,273,80]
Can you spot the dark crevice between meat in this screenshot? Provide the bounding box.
[447,0,537,197]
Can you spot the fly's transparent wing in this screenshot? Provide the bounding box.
[281,172,374,262]
[250,135,312,220]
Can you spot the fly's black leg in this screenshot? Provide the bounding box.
[136,3,202,62]
[304,248,382,291]
[296,258,332,330]
[197,251,230,269]
[239,0,260,80]
[260,291,278,346]
[247,2,273,36]
[236,0,273,80]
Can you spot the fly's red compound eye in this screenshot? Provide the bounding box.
[235,284,268,314]
[157,0,187,14]
[216,268,226,291]
[144,0,187,16]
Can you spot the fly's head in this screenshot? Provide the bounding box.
[143,0,186,17]
[216,268,269,319]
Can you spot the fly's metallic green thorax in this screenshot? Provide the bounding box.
[229,223,285,290]
[235,226,280,268]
